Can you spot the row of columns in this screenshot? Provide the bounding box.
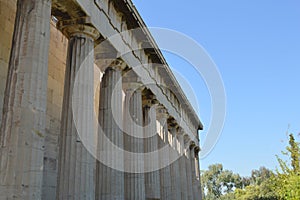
[0,1,202,199]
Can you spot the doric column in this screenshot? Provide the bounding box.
[191,146,201,199]
[177,129,188,200]
[194,147,202,199]
[157,106,172,200]
[169,124,181,200]
[56,17,99,200]
[123,78,145,200]
[190,145,198,199]
[0,0,51,199]
[96,60,126,200]
[185,139,194,200]
[143,95,161,200]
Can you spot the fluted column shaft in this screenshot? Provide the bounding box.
[178,133,188,200]
[57,21,99,199]
[143,100,161,200]
[170,127,181,200]
[185,143,194,200]
[194,150,202,199]
[124,82,145,200]
[190,147,198,199]
[157,107,172,200]
[0,0,51,199]
[96,62,124,200]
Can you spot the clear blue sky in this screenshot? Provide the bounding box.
[131,0,300,176]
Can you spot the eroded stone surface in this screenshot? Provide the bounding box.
[0,0,51,199]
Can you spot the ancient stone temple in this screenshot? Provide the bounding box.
[0,0,203,199]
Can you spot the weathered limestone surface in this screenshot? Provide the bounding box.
[190,147,198,199]
[0,2,69,199]
[196,154,202,198]
[96,63,124,200]
[123,81,146,200]
[170,127,182,200]
[185,145,194,200]
[0,0,16,124]
[157,107,172,200]
[178,132,189,200]
[42,21,68,200]
[56,31,95,199]
[143,99,161,200]
[0,0,51,199]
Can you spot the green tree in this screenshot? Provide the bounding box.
[273,133,300,200]
[251,167,273,185]
[288,134,300,173]
[201,164,243,199]
[201,164,223,199]
[201,133,300,200]
[234,167,278,200]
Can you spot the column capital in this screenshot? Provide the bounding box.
[167,118,178,130]
[57,17,100,40]
[123,69,144,93]
[189,141,196,150]
[123,78,145,93]
[142,92,158,109]
[142,99,159,109]
[156,105,169,120]
[107,59,127,71]
[194,146,201,155]
[176,127,184,137]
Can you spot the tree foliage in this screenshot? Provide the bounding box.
[273,134,300,200]
[201,133,300,200]
[201,164,246,199]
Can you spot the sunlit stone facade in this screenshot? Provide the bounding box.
[0,0,203,199]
